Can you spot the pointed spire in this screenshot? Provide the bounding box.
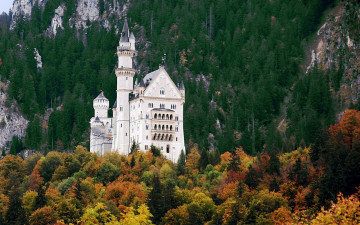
[95,90,108,100]
[120,17,129,42]
[179,81,185,90]
[129,32,135,40]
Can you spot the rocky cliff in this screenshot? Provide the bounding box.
[0,78,28,150]
[10,0,129,35]
[305,3,360,112]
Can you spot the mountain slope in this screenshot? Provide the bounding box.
[2,0,358,155]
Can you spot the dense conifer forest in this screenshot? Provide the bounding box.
[1,0,360,223]
[2,0,357,154]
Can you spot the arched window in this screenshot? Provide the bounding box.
[165,134,168,140]
[162,114,165,120]
[166,114,169,120]
[169,135,172,141]
[170,125,172,130]
[154,114,157,119]
[146,125,149,130]
[166,125,169,130]
[166,145,170,153]
[157,134,161,140]
[170,115,173,120]
[162,125,165,130]
[154,124,157,130]
[161,134,164,140]
[153,134,156,140]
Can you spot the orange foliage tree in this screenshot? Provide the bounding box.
[105,180,147,207]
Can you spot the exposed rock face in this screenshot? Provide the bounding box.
[48,4,65,36]
[10,0,130,35]
[0,78,28,149]
[34,48,42,69]
[74,0,99,29]
[305,4,360,107]
[10,0,47,30]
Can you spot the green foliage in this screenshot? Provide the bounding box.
[95,162,120,184]
[150,145,161,157]
[58,177,75,195]
[177,150,186,175]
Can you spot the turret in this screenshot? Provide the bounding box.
[114,19,136,154]
[93,91,109,118]
[179,81,185,98]
[129,32,135,51]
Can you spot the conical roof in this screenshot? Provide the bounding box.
[179,81,185,90]
[129,32,135,40]
[120,18,129,42]
[95,91,108,100]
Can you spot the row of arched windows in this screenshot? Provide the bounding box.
[152,133,173,141]
[154,113,173,120]
[153,124,173,131]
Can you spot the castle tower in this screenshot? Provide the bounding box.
[114,18,136,154]
[93,91,109,118]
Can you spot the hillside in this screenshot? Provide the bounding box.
[0,109,359,224]
[0,0,359,155]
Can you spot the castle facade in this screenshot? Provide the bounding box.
[90,20,185,163]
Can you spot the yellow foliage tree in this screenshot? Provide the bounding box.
[81,203,118,225]
[23,190,38,217]
[120,204,153,225]
[310,191,360,224]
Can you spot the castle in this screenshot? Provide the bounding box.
[90,20,186,163]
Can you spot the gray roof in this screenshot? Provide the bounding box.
[92,127,102,136]
[113,100,117,108]
[143,68,161,87]
[95,91,108,100]
[120,18,129,42]
[129,32,135,40]
[179,81,185,90]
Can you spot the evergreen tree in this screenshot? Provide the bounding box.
[148,175,164,224]
[177,150,186,175]
[35,184,46,210]
[199,149,209,170]
[6,186,26,225]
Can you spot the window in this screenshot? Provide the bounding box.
[145,145,148,150]
[148,103,153,108]
[146,125,149,130]
[160,104,165,109]
[175,127,178,132]
[175,116,178,121]
[126,77,128,80]
[166,145,170,153]
[160,89,165,95]
[126,133,127,136]
[146,114,149,119]
[120,106,123,111]
[146,136,148,140]
[121,124,122,128]
[176,137,178,141]
[171,104,177,109]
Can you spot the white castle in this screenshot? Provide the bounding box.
[90,20,186,163]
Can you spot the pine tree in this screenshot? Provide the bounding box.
[177,150,186,175]
[148,175,164,224]
[6,185,26,225]
[35,184,46,210]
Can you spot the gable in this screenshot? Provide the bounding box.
[143,68,182,99]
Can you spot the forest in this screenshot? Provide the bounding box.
[1,0,358,154]
[1,0,360,223]
[0,109,359,224]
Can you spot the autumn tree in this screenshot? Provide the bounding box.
[29,206,58,225]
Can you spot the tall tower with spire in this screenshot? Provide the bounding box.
[90,19,185,163]
[114,18,136,154]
